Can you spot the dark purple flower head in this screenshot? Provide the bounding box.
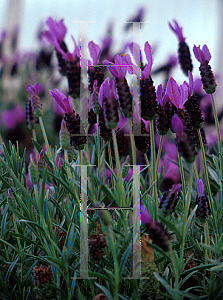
[169,20,185,42]
[193,44,211,65]
[88,41,101,66]
[197,179,204,197]
[166,77,188,109]
[44,17,67,44]
[49,89,73,116]
[171,114,184,136]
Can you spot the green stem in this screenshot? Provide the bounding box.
[204,221,211,260]
[107,226,119,300]
[155,135,164,184]
[178,153,186,199]
[38,116,52,160]
[108,141,115,188]
[32,129,39,162]
[198,129,218,238]
[112,129,125,207]
[144,153,152,184]
[150,120,158,220]
[97,114,101,179]
[211,93,223,204]
[180,163,194,268]
[13,214,23,285]
[128,118,137,165]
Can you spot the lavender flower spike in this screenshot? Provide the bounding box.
[193,44,216,94]
[169,20,193,75]
[26,83,43,117]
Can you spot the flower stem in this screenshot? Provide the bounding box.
[38,116,52,160]
[97,114,101,179]
[198,129,218,238]
[211,93,223,204]
[128,118,137,165]
[180,163,194,269]
[150,120,158,220]
[178,153,186,199]
[32,129,39,162]
[204,221,211,260]
[112,129,125,206]
[155,135,164,183]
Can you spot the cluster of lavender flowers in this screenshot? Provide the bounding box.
[0,15,217,253]
[28,17,215,251]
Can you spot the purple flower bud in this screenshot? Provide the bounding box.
[197,179,204,197]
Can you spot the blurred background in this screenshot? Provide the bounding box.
[0,0,221,83]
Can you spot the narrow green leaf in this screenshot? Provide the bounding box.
[119,244,131,278]
[184,205,197,235]
[143,239,171,262]
[95,282,114,300]
[153,273,178,300]
[159,215,182,243]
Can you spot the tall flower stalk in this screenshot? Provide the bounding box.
[26,83,52,160]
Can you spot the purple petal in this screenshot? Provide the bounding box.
[103,59,119,78]
[172,183,181,193]
[197,179,204,197]
[34,83,41,94]
[166,77,181,108]
[128,42,141,66]
[193,45,205,64]
[114,54,127,80]
[49,89,73,115]
[120,54,134,75]
[99,78,109,106]
[169,20,185,42]
[171,114,184,136]
[202,44,211,62]
[46,17,66,42]
[157,84,163,105]
[135,204,152,225]
[144,42,153,73]
[179,83,189,108]
[88,41,101,66]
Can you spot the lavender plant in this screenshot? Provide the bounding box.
[0,10,223,300]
